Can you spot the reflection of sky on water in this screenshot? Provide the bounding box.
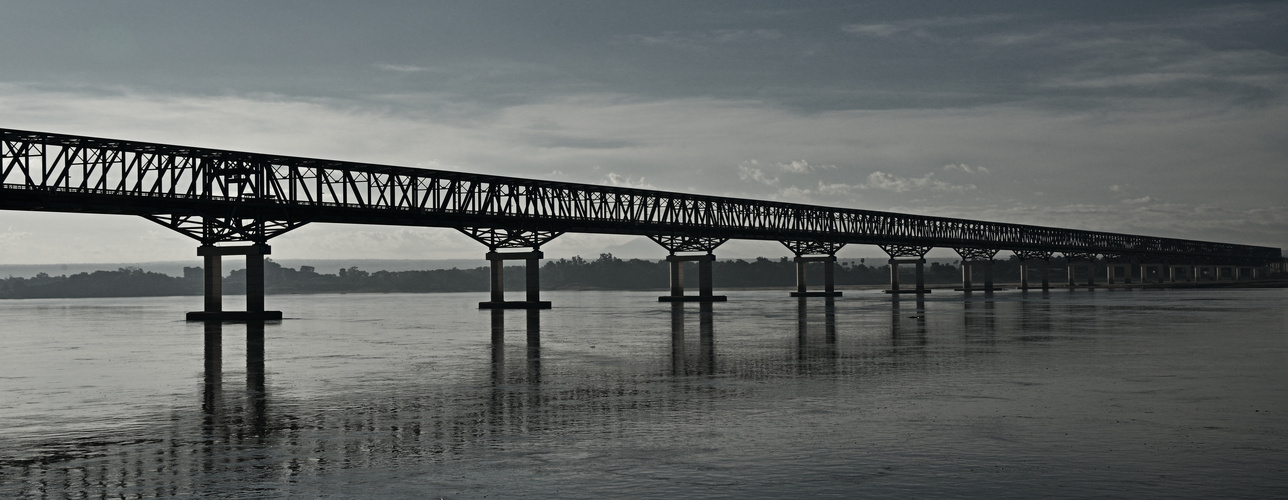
[2,289,1285,498]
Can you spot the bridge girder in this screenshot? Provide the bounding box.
[142,214,307,245]
[782,240,845,257]
[953,247,999,261]
[649,235,727,254]
[458,227,563,251]
[1,127,1281,266]
[879,244,932,258]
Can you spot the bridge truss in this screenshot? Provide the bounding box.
[1,128,1280,266]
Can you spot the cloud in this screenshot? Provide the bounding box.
[737,159,835,186]
[776,160,834,173]
[620,29,783,50]
[943,163,990,174]
[737,164,780,186]
[862,171,975,193]
[842,14,1013,39]
[375,63,432,73]
[603,173,655,189]
[1122,196,1153,204]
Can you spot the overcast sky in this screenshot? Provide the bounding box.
[2,1,1285,264]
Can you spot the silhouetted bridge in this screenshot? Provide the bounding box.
[2,128,1281,319]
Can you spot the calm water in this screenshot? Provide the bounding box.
[1,288,1285,498]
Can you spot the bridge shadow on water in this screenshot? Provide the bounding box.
[1,293,1057,497]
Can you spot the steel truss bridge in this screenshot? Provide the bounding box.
[2,128,1281,317]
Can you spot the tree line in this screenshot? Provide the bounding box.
[0,253,1113,299]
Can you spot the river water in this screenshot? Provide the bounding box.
[1,288,1285,498]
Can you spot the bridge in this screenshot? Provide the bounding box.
[2,128,1281,320]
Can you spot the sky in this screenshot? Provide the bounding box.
[1,1,1285,264]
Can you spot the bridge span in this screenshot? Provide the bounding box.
[2,128,1281,319]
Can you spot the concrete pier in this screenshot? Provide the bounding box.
[1106,262,1132,285]
[793,255,843,297]
[1066,259,1096,287]
[187,243,282,321]
[1019,259,1051,291]
[956,259,1000,292]
[953,248,1001,292]
[479,250,551,309]
[884,257,930,294]
[659,253,727,302]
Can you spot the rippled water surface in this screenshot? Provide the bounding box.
[2,288,1285,498]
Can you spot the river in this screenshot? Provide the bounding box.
[1,288,1285,498]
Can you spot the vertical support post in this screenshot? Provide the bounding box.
[245,250,265,314]
[661,253,726,302]
[889,259,901,292]
[189,244,280,321]
[796,258,809,295]
[1040,262,1050,291]
[1020,262,1030,291]
[982,260,994,291]
[1067,263,1077,287]
[489,255,505,303]
[481,250,549,309]
[823,257,836,295]
[698,254,714,298]
[669,257,684,297]
[202,246,222,314]
[1107,265,1116,285]
[962,262,973,290]
[914,259,924,293]
[525,255,540,303]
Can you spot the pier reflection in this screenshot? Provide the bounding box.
[2,293,1083,497]
[201,322,269,448]
[488,309,543,386]
[890,294,927,348]
[669,302,716,376]
[795,297,838,373]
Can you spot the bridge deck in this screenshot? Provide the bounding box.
[1,128,1279,264]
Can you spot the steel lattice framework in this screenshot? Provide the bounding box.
[1,128,1280,264]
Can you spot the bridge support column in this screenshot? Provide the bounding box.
[1064,254,1098,287]
[1019,260,1051,291]
[203,251,222,314]
[459,227,561,309]
[884,258,929,294]
[881,245,932,295]
[1106,263,1131,285]
[187,244,280,321]
[791,256,842,297]
[783,241,845,298]
[659,254,727,302]
[1142,263,1164,283]
[662,254,725,302]
[652,235,728,302]
[1015,251,1053,292]
[480,251,551,309]
[953,248,1000,293]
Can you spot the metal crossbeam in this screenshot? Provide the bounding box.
[0,128,1280,264]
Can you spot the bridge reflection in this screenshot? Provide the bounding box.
[4,297,1067,497]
